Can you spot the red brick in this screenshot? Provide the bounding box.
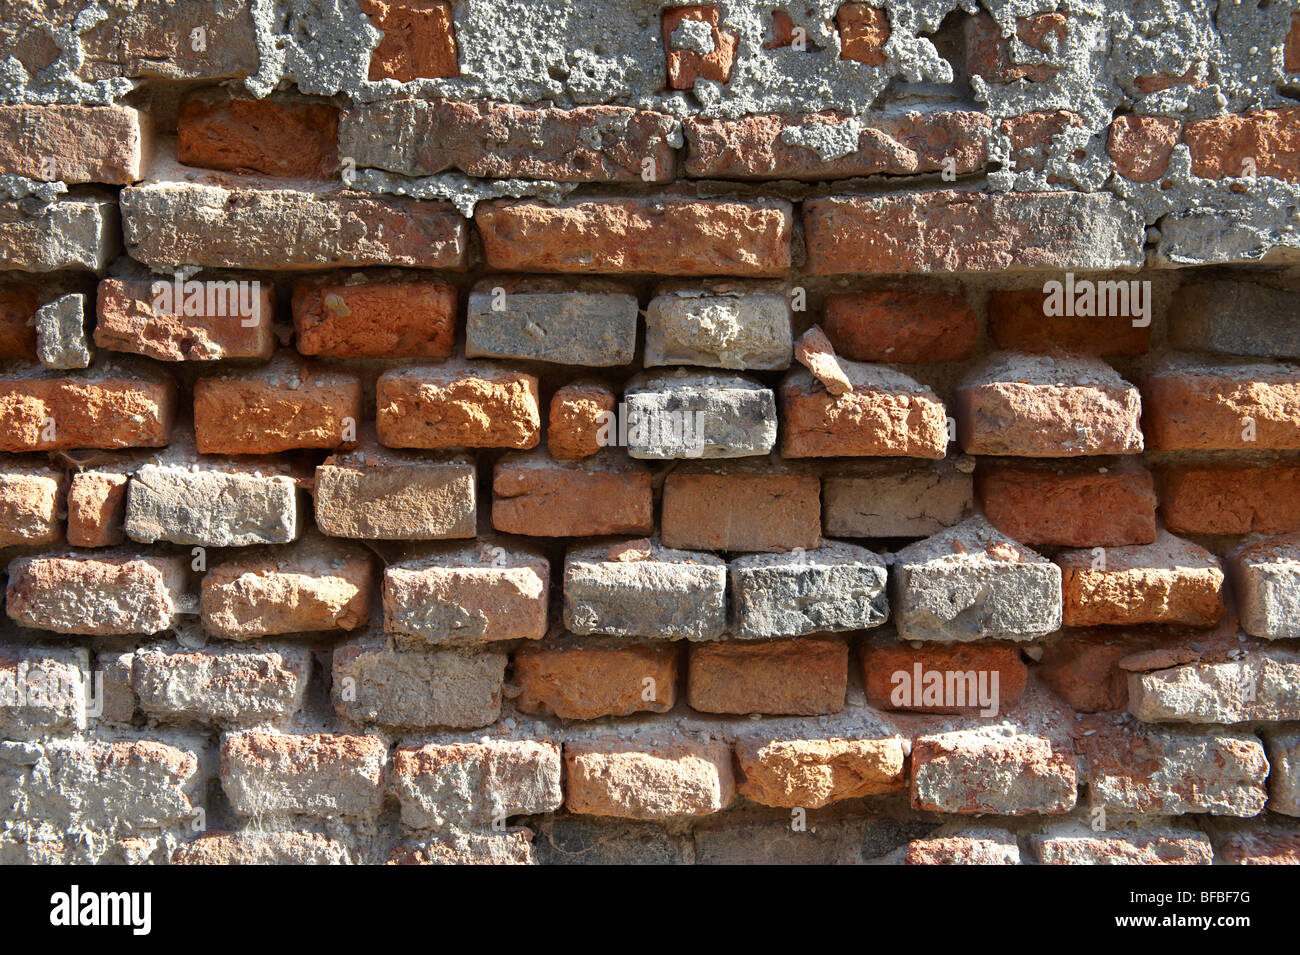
[661,461,820,552]
[1107,114,1181,183]
[0,363,175,452]
[178,96,337,179]
[564,738,735,818]
[360,0,459,81]
[663,5,738,88]
[1132,64,1203,94]
[1287,12,1300,73]
[548,381,616,460]
[734,736,906,808]
[986,288,1151,356]
[492,449,653,538]
[861,642,1028,714]
[0,105,151,184]
[193,355,363,455]
[792,325,852,396]
[6,552,188,636]
[1141,360,1300,451]
[1218,829,1300,865]
[1159,464,1300,535]
[95,277,276,362]
[476,196,792,277]
[513,641,678,720]
[66,471,129,548]
[292,277,456,359]
[687,637,848,716]
[764,10,798,49]
[837,4,890,65]
[377,362,541,451]
[1185,108,1300,182]
[0,282,39,360]
[1036,631,1148,712]
[823,290,978,363]
[1001,110,1085,176]
[906,832,1020,865]
[978,459,1157,547]
[965,11,1066,83]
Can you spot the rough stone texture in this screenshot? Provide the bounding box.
[178,95,338,179]
[133,643,311,727]
[733,736,906,808]
[292,276,456,360]
[780,360,948,459]
[686,636,848,715]
[221,732,387,818]
[126,460,301,547]
[331,636,506,730]
[0,105,150,184]
[1031,824,1213,865]
[1107,114,1181,183]
[492,449,653,538]
[387,830,535,866]
[513,640,678,720]
[890,516,1062,643]
[1185,108,1300,181]
[729,540,888,639]
[360,0,459,81]
[1169,280,1300,360]
[314,447,476,540]
[476,196,792,277]
[200,538,373,640]
[1264,731,1300,817]
[383,543,550,645]
[978,459,1157,548]
[563,540,726,640]
[793,325,852,396]
[392,741,563,828]
[34,293,91,370]
[861,641,1028,714]
[172,830,360,865]
[564,738,735,819]
[823,290,979,363]
[956,352,1144,457]
[661,458,820,552]
[1128,648,1300,724]
[905,829,1021,865]
[531,816,686,865]
[1216,828,1300,865]
[1159,464,1300,536]
[644,282,793,370]
[986,287,1152,356]
[6,551,187,636]
[965,11,1065,83]
[0,644,89,739]
[1056,529,1226,628]
[821,457,974,538]
[0,459,63,547]
[548,381,616,460]
[910,730,1077,816]
[1142,358,1300,451]
[376,361,541,450]
[466,277,638,366]
[803,191,1144,274]
[663,5,738,88]
[0,196,120,274]
[1231,533,1300,639]
[623,370,777,459]
[96,276,277,362]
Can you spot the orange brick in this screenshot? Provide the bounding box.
[987,288,1151,356]
[0,363,175,452]
[687,637,848,716]
[564,738,734,819]
[95,277,276,362]
[837,4,890,66]
[377,362,541,450]
[292,277,456,359]
[0,462,63,547]
[823,291,978,363]
[661,461,820,552]
[1107,114,1181,183]
[663,5,738,88]
[1001,110,1085,177]
[1159,464,1300,535]
[861,642,1027,714]
[66,470,129,547]
[548,381,616,460]
[734,736,906,808]
[492,449,653,538]
[513,640,678,720]
[0,105,151,184]
[177,96,338,178]
[360,0,459,81]
[1185,108,1300,182]
[965,10,1066,83]
[1142,360,1300,451]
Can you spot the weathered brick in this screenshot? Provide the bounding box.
[342,100,676,182]
[95,649,137,724]
[1169,279,1300,359]
[663,4,738,88]
[624,371,777,459]
[644,281,793,370]
[911,730,1077,815]
[1036,630,1154,713]
[513,639,679,720]
[734,736,906,808]
[95,276,277,362]
[1185,108,1300,181]
[391,741,562,827]
[823,290,979,363]
[0,105,150,184]
[1032,823,1213,865]
[0,459,62,547]
[383,543,549,645]
[1158,464,1300,535]
[377,361,541,450]
[1288,12,1300,73]
[32,292,91,370]
[172,830,360,865]
[965,10,1066,83]
[1107,114,1180,183]
[0,196,119,273]
[986,287,1152,356]
[549,381,616,460]
[1231,533,1300,639]
[1057,530,1226,628]
[1217,828,1300,864]
[661,458,820,552]
[0,282,39,359]
[134,643,311,727]
[387,829,534,865]
[1129,648,1300,725]
[803,191,1143,274]
[837,3,890,65]
[793,325,852,396]
[466,277,638,366]
[956,352,1144,456]
[1142,358,1300,451]
[687,636,849,715]
[978,458,1157,547]
[331,635,505,730]
[861,641,1028,714]
[200,538,374,640]
[1001,109,1085,176]
[476,196,792,277]
[221,732,387,818]
[564,738,735,818]
[178,95,338,178]
[730,540,888,639]
[6,551,187,636]
[1264,730,1300,816]
[0,644,89,738]
[780,360,948,459]
[492,449,653,538]
[890,516,1062,642]
[821,457,975,538]
[194,355,364,455]
[314,446,476,540]
[531,816,687,865]
[683,110,989,180]
[906,829,1021,865]
[360,0,459,81]
[292,275,456,359]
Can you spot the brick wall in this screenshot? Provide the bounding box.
[0,0,1299,866]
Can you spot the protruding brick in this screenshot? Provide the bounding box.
[95,276,276,362]
[548,381,616,460]
[911,730,1077,815]
[314,446,476,540]
[687,636,848,715]
[564,738,735,819]
[383,543,549,645]
[661,458,820,552]
[956,352,1144,457]
[292,276,456,359]
[965,10,1066,83]
[392,741,562,828]
[986,287,1152,356]
[476,196,792,277]
[0,196,119,274]
[178,95,337,178]
[793,325,852,396]
[126,459,301,547]
[1032,823,1213,865]
[734,736,906,808]
[1107,114,1180,183]
[513,639,679,720]
[221,732,387,818]
[1057,530,1226,628]
[33,293,92,370]
[1159,464,1300,535]
[0,105,150,184]
[1185,108,1300,182]
[644,281,793,370]
[360,0,459,81]
[624,370,777,459]
[6,551,187,636]
[134,644,311,727]
[663,4,738,88]
[1232,533,1300,639]
[1128,647,1300,724]
[194,356,363,455]
[821,457,975,538]
[823,290,979,363]
[1217,828,1300,864]
[861,641,1028,714]
[0,459,62,547]
[1142,358,1300,451]
[906,829,1021,865]
[1264,730,1300,816]
[837,4,890,65]
[492,449,653,538]
[803,191,1143,274]
[466,277,638,366]
[377,361,541,450]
